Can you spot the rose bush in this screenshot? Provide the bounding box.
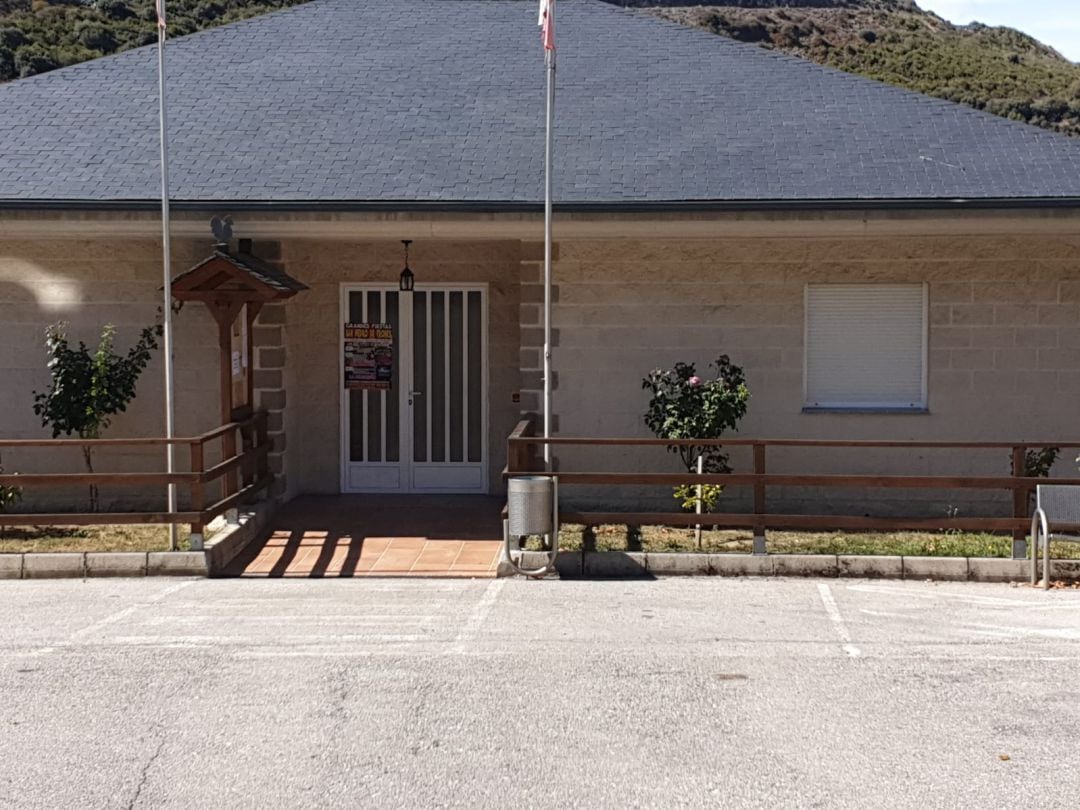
[642,356,750,513]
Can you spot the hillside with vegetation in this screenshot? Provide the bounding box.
[637,0,1080,136]
[0,0,307,82]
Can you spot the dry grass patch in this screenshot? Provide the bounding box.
[535,524,1080,559]
[0,524,195,554]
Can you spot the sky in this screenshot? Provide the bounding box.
[920,0,1080,62]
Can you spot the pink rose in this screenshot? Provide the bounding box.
[688,376,702,387]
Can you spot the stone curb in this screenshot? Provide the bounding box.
[86,552,148,578]
[505,550,583,578]
[148,552,208,577]
[0,502,279,580]
[23,552,85,579]
[510,551,1072,583]
[837,555,903,579]
[0,554,23,580]
[903,556,969,581]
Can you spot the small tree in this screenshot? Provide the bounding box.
[32,322,161,512]
[643,356,750,518]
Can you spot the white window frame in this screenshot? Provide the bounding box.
[802,283,929,412]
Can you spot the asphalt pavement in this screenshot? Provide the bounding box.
[1,576,1078,809]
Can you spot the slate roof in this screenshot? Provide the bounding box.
[1,0,1080,205]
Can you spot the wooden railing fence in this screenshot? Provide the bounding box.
[0,411,272,541]
[506,419,1080,557]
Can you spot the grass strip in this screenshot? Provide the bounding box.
[529,524,1080,559]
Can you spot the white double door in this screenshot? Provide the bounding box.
[340,284,488,493]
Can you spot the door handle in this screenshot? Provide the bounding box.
[409,390,423,396]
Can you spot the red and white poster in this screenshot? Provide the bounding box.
[343,323,393,390]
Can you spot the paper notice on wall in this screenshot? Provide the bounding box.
[231,350,241,377]
[344,322,393,390]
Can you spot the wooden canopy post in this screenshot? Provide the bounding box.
[171,243,307,525]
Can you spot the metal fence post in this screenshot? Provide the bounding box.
[752,442,767,555]
[1011,446,1028,559]
[189,439,205,551]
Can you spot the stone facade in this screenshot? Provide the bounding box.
[548,232,1080,514]
[0,235,220,510]
[1,209,1079,521]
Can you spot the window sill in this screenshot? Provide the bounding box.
[802,406,930,415]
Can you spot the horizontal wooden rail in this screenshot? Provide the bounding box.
[511,436,1080,449]
[0,414,264,449]
[0,511,203,527]
[0,472,198,487]
[199,445,270,485]
[0,437,182,448]
[506,428,1070,557]
[201,475,273,524]
[524,471,1080,490]
[0,412,274,539]
[560,511,1080,533]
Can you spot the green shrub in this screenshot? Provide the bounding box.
[75,20,116,52]
[0,45,14,80]
[0,458,20,516]
[643,356,750,521]
[15,47,58,77]
[32,322,161,511]
[0,25,26,48]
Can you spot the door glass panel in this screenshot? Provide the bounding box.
[430,292,446,462]
[365,292,383,462]
[467,291,483,463]
[348,292,365,462]
[449,292,464,463]
[412,292,428,463]
[385,292,400,463]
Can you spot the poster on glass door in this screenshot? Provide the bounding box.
[343,323,394,390]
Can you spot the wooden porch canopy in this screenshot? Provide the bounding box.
[172,245,307,422]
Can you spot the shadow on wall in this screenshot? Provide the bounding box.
[0,242,222,512]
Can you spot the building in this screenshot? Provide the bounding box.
[2,0,1080,518]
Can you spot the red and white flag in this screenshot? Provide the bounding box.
[538,0,555,51]
[156,0,166,30]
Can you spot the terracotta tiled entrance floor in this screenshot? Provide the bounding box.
[225,495,504,578]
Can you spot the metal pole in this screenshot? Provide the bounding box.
[542,46,555,468]
[157,13,178,551]
[695,454,703,549]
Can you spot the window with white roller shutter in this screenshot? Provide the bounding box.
[804,283,928,410]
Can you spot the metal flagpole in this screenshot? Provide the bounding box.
[156,2,179,551]
[542,18,555,467]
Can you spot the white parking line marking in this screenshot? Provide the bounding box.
[67,580,197,642]
[140,614,438,625]
[451,578,505,653]
[818,583,861,658]
[859,609,911,619]
[965,622,1080,641]
[847,583,1078,609]
[107,634,428,646]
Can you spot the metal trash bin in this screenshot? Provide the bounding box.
[508,476,554,536]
